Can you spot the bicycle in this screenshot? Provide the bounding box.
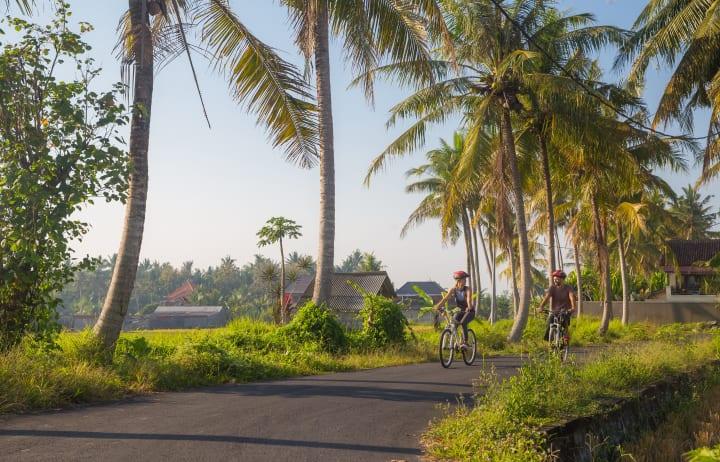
[438,307,477,368]
[542,309,570,362]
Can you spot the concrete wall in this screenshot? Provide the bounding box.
[580,300,720,324]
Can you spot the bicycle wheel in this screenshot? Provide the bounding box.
[548,326,559,356]
[560,330,569,362]
[462,329,477,365]
[439,329,454,368]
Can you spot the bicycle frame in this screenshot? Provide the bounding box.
[440,309,465,347]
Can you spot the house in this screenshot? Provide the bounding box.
[149,305,229,329]
[290,271,396,327]
[396,281,445,304]
[396,281,445,325]
[163,280,194,306]
[663,239,720,300]
[284,274,314,310]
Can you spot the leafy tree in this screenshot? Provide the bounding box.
[283,0,451,305]
[669,185,720,239]
[617,0,720,182]
[0,10,128,348]
[94,0,319,352]
[257,217,302,324]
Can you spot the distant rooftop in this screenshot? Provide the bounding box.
[396,281,444,297]
[664,239,720,274]
[152,306,225,317]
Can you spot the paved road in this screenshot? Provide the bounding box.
[0,356,529,462]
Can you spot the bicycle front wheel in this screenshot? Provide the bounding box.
[439,329,454,368]
[462,329,477,365]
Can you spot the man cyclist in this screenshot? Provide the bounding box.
[537,270,576,343]
[433,270,475,348]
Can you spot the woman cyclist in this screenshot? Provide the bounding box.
[433,271,475,348]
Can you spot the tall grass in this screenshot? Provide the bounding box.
[423,336,720,462]
[0,318,436,413]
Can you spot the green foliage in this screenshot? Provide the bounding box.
[256,217,302,248]
[0,319,436,413]
[355,287,409,348]
[424,338,720,461]
[0,8,128,348]
[687,445,720,462]
[282,302,347,352]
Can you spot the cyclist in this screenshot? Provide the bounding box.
[433,270,475,348]
[537,270,576,343]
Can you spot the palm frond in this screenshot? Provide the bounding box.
[195,0,318,167]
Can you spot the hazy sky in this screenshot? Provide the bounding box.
[21,0,718,291]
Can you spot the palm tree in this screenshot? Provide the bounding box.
[358,252,384,272]
[93,0,319,351]
[617,0,720,182]
[669,185,720,239]
[283,0,451,305]
[257,217,303,324]
[365,0,625,341]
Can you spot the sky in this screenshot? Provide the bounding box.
[14,0,719,292]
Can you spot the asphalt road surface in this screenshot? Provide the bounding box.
[1,355,530,462]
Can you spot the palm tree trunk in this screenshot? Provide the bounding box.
[461,211,475,297]
[592,194,613,334]
[507,236,519,319]
[279,237,286,324]
[502,107,532,342]
[312,3,335,305]
[539,134,556,285]
[573,237,583,318]
[616,221,630,325]
[93,0,152,351]
[470,212,482,308]
[478,223,495,322]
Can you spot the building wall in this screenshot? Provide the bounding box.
[581,301,720,324]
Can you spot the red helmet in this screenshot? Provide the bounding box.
[453,270,470,280]
[551,270,567,279]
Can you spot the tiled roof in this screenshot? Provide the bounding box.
[292,272,396,312]
[396,281,444,297]
[286,274,314,295]
[666,239,720,266]
[153,306,225,316]
[164,281,194,302]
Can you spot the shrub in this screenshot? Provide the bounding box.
[357,293,409,348]
[283,302,347,352]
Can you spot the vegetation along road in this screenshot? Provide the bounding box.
[0,356,529,462]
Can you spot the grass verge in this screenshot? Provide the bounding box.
[422,335,720,462]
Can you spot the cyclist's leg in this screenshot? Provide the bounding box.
[461,310,474,342]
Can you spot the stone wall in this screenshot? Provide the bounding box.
[580,301,720,324]
[544,361,720,462]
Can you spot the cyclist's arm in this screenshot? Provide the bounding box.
[569,289,577,314]
[433,289,453,311]
[465,286,475,312]
[537,290,551,313]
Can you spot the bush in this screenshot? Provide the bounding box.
[283,302,347,352]
[357,293,409,348]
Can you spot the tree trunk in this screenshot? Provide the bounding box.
[539,134,556,285]
[470,211,482,308]
[461,210,475,297]
[592,194,613,334]
[617,221,630,325]
[502,107,532,342]
[478,223,495,322]
[312,3,335,305]
[507,235,520,319]
[573,237,583,318]
[279,237,286,324]
[93,0,152,351]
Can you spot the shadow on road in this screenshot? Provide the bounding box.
[0,429,422,455]
[202,383,466,403]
